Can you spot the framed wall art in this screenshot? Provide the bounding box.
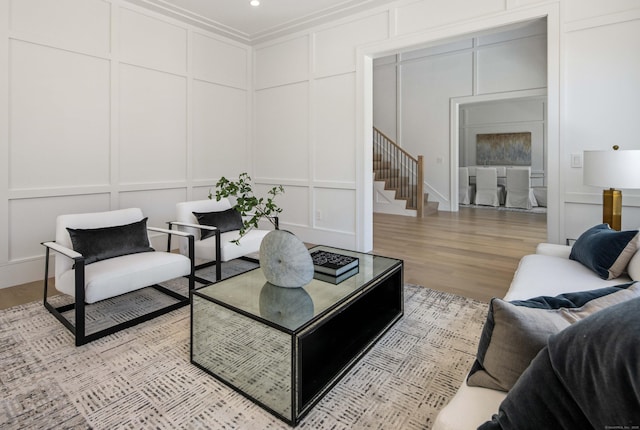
[476,132,531,165]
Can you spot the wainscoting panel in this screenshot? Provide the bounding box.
[192,80,248,181]
[254,82,310,180]
[119,188,187,236]
[272,184,310,228]
[254,36,309,90]
[9,194,110,261]
[193,33,248,90]
[119,6,187,75]
[564,0,639,23]
[476,36,547,94]
[9,0,110,55]
[314,188,356,233]
[314,12,389,78]
[9,40,110,190]
[395,0,506,36]
[119,64,187,184]
[314,73,356,183]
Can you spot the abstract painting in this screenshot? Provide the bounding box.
[476,132,531,165]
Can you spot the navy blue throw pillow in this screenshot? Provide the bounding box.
[569,224,639,280]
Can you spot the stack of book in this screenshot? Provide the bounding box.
[310,250,359,284]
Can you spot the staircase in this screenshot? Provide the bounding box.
[373,127,438,217]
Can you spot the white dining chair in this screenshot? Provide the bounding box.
[459,167,476,205]
[475,167,504,207]
[505,167,538,209]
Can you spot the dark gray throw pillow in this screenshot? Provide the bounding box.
[193,208,243,240]
[67,217,154,265]
[479,297,640,430]
[569,223,639,280]
[467,282,640,392]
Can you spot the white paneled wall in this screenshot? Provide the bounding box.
[253,11,390,249]
[3,0,640,288]
[401,50,475,202]
[255,82,310,180]
[395,0,505,36]
[0,0,251,287]
[10,40,111,189]
[374,20,546,210]
[252,0,639,250]
[192,81,248,180]
[119,64,188,184]
[10,0,111,54]
[562,9,640,234]
[314,12,389,78]
[255,36,309,89]
[459,98,547,186]
[314,74,357,183]
[372,56,397,141]
[476,36,547,94]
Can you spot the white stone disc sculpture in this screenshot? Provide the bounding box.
[259,229,314,288]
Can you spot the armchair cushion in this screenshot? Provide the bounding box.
[66,217,154,265]
[467,282,640,392]
[569,224,639,280]
[56,251,191,303]
[193,208,243,240]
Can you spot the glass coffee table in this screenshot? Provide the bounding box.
[190,245,403,426]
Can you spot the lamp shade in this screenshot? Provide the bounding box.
[583,150,640,189]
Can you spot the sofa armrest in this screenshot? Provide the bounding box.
[535,243,572,259]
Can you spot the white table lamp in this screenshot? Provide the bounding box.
[583,147,640,230]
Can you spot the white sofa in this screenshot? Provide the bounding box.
[433,241,640,430]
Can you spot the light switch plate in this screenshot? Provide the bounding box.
[571,153,582,168]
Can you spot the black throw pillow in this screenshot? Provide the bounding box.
[193,208,243,240]
[67,218,155,265]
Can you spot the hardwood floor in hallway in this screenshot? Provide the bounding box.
[372,207,547,302]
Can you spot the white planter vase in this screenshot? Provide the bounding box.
[259,230,314,288]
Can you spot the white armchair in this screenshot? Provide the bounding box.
[42,208,195,346]
[168,199,277,282]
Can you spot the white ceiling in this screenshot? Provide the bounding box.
[128,0,396,44]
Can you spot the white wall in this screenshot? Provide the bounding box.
[3,0,640,288]
[252,12,390,249]
[562,3,640,238]
[0,0,252,288]
[254,0,640,250]
[459,98,547,187]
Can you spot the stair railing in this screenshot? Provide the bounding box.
[373,127,424,217]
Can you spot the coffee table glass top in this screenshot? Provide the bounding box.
[194,245,401,331]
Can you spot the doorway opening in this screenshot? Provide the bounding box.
[363,13,556,251]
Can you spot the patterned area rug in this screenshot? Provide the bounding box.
[0,279,487,429]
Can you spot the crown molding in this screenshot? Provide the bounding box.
[125,0,396,45]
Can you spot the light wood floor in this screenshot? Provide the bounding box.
[0,207,546,310]
[372,207,547,302]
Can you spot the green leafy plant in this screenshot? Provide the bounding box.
[209,172,284,244]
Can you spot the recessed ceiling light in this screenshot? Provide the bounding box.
[250,0,260,6]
